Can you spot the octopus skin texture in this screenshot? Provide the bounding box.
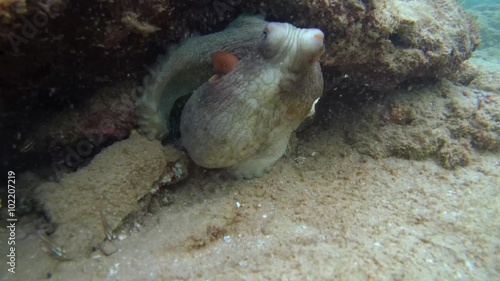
[181,20,324,179]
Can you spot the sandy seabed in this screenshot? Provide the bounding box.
[1,42,500,281]
[1,108,499,281]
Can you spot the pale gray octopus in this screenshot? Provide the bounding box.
[137,15,324,179]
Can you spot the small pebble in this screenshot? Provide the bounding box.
[117,234,126,241]
[134,222,142,232]
[100,241,119,256]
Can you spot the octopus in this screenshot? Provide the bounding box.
[136,15,324,179]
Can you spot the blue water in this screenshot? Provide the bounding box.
[461,0,499,56]
[460,0,500,9]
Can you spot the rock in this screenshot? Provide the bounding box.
[0,0,480,172]
[99,241,119,256]
[34,135,188,258]
[4,81,138,176]
[289,0,479,91]
[316,80,499,168]
[437,140,471,169]
[0,0,479,94]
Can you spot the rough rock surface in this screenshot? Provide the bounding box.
[250,0,480,91]
[314,79,499,169]
[0,0,479,93]
[0,0,479,172]
[34,135,188,258]
[8,81,138,178]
